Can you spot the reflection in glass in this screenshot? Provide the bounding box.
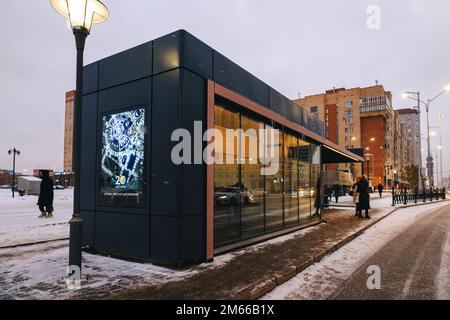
[214,106,240,247]
[213,103,322,249]
[310,143,322,218]
[264,125,283,232]
[299,139,311,221]
[284,133,299,226]
[240,116,265,239]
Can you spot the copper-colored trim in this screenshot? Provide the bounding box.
[206,80,215,260]
[214,83,364,162]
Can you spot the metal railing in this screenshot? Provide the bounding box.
[391,187,446,206]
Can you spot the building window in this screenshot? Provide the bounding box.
[213,103,319,249]
[345,118,353,125]
[241,115,265,239]
[345,110,353,117]
[344,101,353,108]
[299,139,311,221]
[345,127,354,133]
[310,106,318,113]
[284,133,300,226]
[214,106,241,247]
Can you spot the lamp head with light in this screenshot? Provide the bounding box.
[50,0,109,34]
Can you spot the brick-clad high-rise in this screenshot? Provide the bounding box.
[64,91,75,173]
[294,85,399,187]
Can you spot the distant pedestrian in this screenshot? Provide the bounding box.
[356,176,371,219]
[333,184,340,203]
[377,183,384,198]
[325,185,333,203]
[37,170,54,218]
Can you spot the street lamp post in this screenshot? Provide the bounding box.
[403,86,450,188]
[364,153,373,188]
[50,0,109,278]
[7,148,20,198]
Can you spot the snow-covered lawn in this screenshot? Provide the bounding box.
[0,189,72,247]
[261,201,450,300]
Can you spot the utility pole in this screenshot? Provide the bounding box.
[7,148,21,198]
[439,111,443,187]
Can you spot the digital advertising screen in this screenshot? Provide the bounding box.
[100,108,145,205]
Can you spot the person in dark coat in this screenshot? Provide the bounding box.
[38,170,54,218]
[377,183,384,198]
[333,184,340,203]
[356,176,371,219]
[325,185,333,203]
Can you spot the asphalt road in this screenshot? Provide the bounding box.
[331,204,450,300]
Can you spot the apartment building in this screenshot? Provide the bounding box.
[64,90,75,173]
[294,85,397,187]
[396,108,421,168]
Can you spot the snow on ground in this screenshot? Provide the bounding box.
[437,230,450,300]
[0,188,329,299]
[0,189,72,247]
[261,201,450,300]
[0,187,438,299]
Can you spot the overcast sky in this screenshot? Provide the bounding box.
[1,0,450,177]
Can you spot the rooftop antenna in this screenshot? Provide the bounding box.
[298,92,301,99]
[375,79,379,86]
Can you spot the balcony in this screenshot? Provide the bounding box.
[360,96,393,118]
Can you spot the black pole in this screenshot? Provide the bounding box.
[68,28,88,278]
[391,186,395,206]
[12,150,15,199]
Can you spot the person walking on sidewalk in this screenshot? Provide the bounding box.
[352,177,361,216]
[356,176,371,219]
[37,170,54,218]
[377,183,384,198]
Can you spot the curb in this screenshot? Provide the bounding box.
[0,237,69,250]
[231,199,449,300]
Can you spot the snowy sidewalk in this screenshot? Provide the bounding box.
[0,192,446,300]
[0,189,72,247]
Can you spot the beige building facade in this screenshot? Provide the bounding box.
[64,91,75,173]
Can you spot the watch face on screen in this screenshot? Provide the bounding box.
[100,108,145,205]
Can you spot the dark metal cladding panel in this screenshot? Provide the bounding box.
[81,211,95,247]
[153,31,181,74]
[95,212,150,259]
[98,42,153,90]
[181,70,206,217]
[178,215,205,263]
[181,31,213,79]
[80,93,98,211]
[98,78,152,114]
[151,70,182,216]
[83,62,98,94]
[213,51,270,108]
[269,89,302,126]
[150,216,179,264]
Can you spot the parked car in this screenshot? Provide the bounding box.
[214,187,255,206]
[0,184,11,189]
[54,185,66,190]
